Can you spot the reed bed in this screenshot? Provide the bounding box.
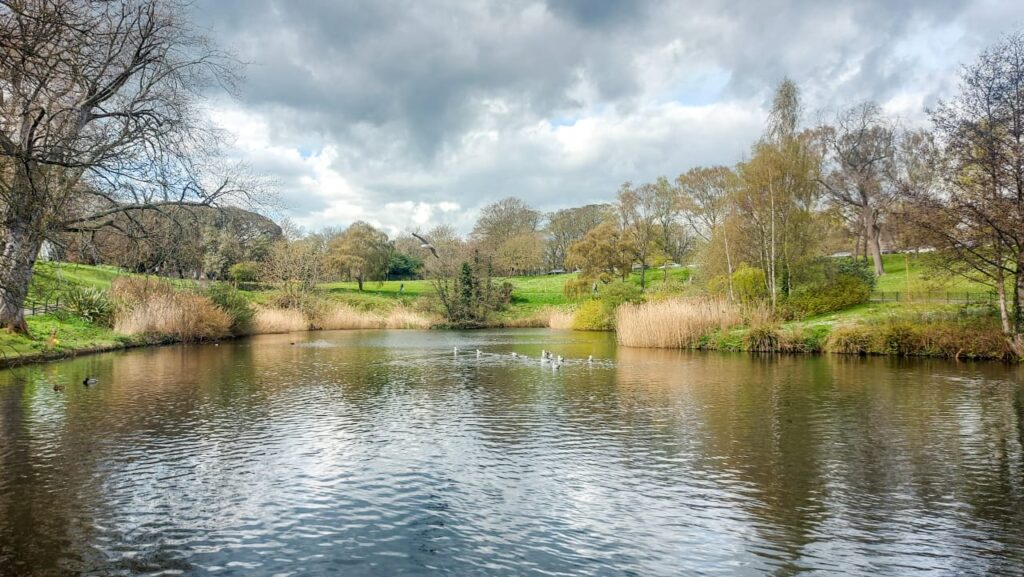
[253,308,308,334]
[113,292,231,341]
[616,298,743,348]
[548,309,575,330]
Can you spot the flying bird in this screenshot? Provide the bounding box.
[411,232,439,259]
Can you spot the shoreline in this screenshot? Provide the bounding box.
[2,323,1018,370]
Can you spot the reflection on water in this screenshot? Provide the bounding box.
[0,330,1022,576]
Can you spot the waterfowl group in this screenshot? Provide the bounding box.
[452,346,597,370]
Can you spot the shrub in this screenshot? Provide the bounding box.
[783,276,872,319]
[228,261,260,284]
[781,258,874,319]
[205,283,255,336]
[743,324,779,352]
[599,280,643,307]
[732,265,767,304]
[573,299,614,331]
[616,298,743,348]
[61,286,113,326]
[826,324,873,354]
[563,277,593,301]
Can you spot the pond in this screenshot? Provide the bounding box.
[1,329,1022,576]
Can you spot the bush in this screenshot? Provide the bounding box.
[206,283,255,336]
[732,265,767,304]
[228,261,260,284]
[572,299,614,331]
[61,286,113,326]
[563,277,593,301]
[826,324,873,354]
[743,324,779,352]
[599,280,643,307]
[781,258,874,319]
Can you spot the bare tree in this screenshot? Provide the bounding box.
[617,181,660,289]
[0,0,261,332]
[910,31,1024,354]
[819,102,900,276]
[677,166,738,298]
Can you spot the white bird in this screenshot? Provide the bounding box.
[476,349,482,357]
[411,232,440,259]
[557,355,563,363]
[587,355,593,363]
[453,346,459,354]
[511,352,518,358]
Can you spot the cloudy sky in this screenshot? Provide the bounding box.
[192,0,1024,235]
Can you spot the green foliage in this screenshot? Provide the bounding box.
[387,252,423,280]
[206,283,256,335]
[782,258,874,319]
[731,265,767,303]
[572,299,614,331]
[598,280,643,308]
[437,256,513,326]
[563,277,594,301]
[60,286,113,326]
[228,261,260,283]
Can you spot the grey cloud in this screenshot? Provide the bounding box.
[192,0,1024,230]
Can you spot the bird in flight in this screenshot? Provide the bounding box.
[411,232,439,259]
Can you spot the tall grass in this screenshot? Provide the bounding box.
[110,278,230,341]
[548,309,574,330]
[316,304,432,330]
[616,298,742,348]
[253,304,432,333]
[253,308,308,334]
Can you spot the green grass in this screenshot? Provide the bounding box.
[319,266,692,312]
[873,253,990,293]
[0,313,132,365]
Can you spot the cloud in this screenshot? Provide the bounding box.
[194,0,1024,233]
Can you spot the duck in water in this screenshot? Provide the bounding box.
[82,377,97,386]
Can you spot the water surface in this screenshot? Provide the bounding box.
[1,329,1022,576]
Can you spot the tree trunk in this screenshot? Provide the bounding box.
[640,261,646,289]
[0,222,44,334]
[864,206,885,276]
[357,276,364,291]
[723,229,735,302]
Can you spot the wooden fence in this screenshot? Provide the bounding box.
[869,291,996,305]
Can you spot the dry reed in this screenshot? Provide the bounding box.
[114,292,231,341]
[616,298,743,348]
[253,308,308,334]
[548,309,575,330]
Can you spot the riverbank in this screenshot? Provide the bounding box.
[6,257,1015,368]
[616,300,1017,361]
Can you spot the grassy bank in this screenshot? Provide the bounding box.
[4,257,1012,366]
[616,299,1015,361]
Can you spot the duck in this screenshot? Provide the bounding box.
[556,355,563,364]
[82,377,97,386]
[53,383,65,393]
